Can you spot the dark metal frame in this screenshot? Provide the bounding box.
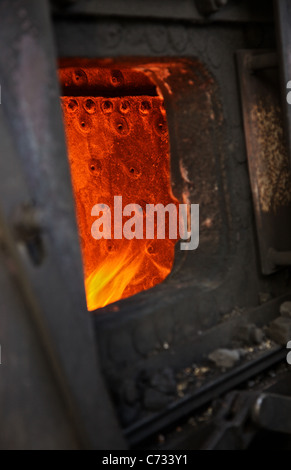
[0,0,125,450]
[237,49,291,274]
[53,1,291,448]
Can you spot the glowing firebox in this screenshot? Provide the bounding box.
[61,75,179,311]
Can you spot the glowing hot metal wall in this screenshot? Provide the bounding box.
[61,92,179,311]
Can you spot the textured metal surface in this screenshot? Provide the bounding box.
[59,62,157,97]
[0,0,125,449]
[237,50,291,274]
[61,93,179,310]
[0,107,79,450]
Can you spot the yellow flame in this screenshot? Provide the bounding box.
[85,247,144,310]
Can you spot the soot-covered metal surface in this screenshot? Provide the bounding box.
[1,0,291,451]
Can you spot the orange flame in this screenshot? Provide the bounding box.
[85,245,143,310]
[61,91,179,311]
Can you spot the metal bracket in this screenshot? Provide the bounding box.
[237,49,291,274]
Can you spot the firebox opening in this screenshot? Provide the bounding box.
[59,62,180,312]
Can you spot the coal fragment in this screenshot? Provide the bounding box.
[208,348,240,368]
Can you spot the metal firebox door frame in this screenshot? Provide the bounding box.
[0,0,125,450]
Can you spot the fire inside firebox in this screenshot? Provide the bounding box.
[60,66,180,311]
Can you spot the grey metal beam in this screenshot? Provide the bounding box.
[0,0,125,450]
